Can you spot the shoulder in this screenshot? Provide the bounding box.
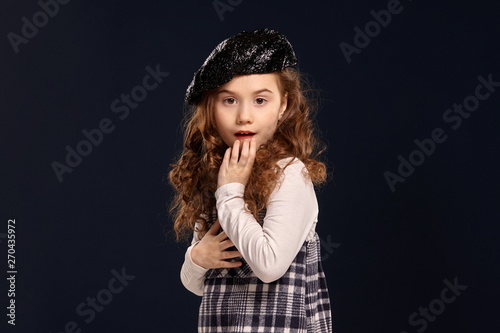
[277,157,306,173]
[276,157,310,183]
[269,157,317,201]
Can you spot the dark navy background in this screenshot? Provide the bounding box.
[1,0,499,332]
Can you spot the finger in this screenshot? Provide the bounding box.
[250,137,257,154]
[207,219,220,235]
[220,238,235,249]
[219,260,242,268]
[230,140,240,164]
[213,220,228,240]
[222,250,242,259]
[247,137,257,167]
[239,139,250,164]
[222,147,231,168]
[215,229,229,240]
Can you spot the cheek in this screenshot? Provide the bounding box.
[215,117,227,133]
[268,110,280,128]
[213,113,232,144]
[213,110,225,131]
[261,116,279,138]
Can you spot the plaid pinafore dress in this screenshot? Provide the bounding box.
[198,209,333,332]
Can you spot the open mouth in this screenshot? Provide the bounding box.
[235,131,256,139]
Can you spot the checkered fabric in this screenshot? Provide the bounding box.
[198,210,333,332]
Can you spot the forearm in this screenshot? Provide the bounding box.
[215,159,318,283]
[180,242,208,296]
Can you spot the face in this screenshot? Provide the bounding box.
[213,73,287,149]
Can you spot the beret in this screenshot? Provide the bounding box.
[185,28,297,105]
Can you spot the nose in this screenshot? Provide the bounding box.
[236,102,253,124]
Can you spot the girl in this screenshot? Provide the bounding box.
[169,28,333,332]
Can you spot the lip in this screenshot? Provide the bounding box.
[234,131,256,138]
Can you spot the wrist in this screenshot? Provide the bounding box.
[190,243,200,266]
[215,182,246,200]
[188,243,209,272]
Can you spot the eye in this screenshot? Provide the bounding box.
[255,98,267,105]
[223,98,236,105]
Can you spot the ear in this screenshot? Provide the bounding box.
[278,92,288,120]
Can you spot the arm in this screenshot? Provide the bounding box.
[180,219,243,295]
[180,222,209,296]
[215,157,318,283]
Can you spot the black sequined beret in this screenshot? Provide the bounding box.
[185,28,297,105]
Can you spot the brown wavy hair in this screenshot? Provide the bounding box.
[168,67,328,243]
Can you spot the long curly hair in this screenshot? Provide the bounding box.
[168,67,328,243]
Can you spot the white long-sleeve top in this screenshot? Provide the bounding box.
[180,157,318,296]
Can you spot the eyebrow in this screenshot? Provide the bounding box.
[217,88,274,95]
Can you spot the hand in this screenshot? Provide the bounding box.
[217,138,257,189]
[190,219,242,269]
